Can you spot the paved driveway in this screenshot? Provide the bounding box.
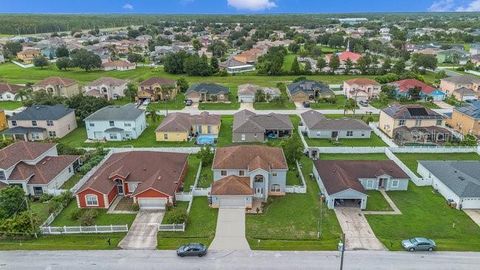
[464,210,480,227]
[118,211,164,250]
[334,207,385,251]
[209,208,250,250]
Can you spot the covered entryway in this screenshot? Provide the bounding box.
[209,208,250,251]
[137,198,167,210]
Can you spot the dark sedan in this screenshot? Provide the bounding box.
[177,243,207,257]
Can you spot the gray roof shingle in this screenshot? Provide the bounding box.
[10,105,74,121]
[301,110,371,131]
[84,104,144,121]
[186,83,229,95]
[233,110,293,133]
[456,101,480,119]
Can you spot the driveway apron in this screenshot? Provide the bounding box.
[209,207,250,251]
[334,207,385,251]
[118,211,164,250]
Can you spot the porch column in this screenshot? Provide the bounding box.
[264,175,269,201]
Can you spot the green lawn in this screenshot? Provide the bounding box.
[246,156,342,250]
[60,173,82,190]
[0,234,127,250]
[30,201,51,223]
[197,166,213,188]
[182,155,201,192]
[319,153,389,161]
[60,117,195,148]
[0,101,22,110]
[310,95,353,109]
[370,98,440,109]
[216,115,233,147]
[253,101,296,110]
[325,114,380,123]
[305,133,387,147]
[365,191,392,212]
[50,201,136,227]
[198,84,239,110]
[157,197,218,249]
[367,184,480,251]
[395,152,480,176]
[147,93,186,111]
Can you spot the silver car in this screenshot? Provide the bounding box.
[401,237,436,252]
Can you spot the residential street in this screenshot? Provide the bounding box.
[1,250,480,270]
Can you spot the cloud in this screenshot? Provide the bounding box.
[122,3,134,10]
[456,0,480,11]
[227,0,277,11]
[428,0,455,11]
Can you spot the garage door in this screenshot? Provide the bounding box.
[219,197,246,209]
[138,198,167,210]
[239,96,254,103]
[462,198,480,209]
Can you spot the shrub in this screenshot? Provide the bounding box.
[39,193,54,203]
[51,191,73,208]
[131,203,140,212]
[163,208,188,224]
[79,209,99,226]
[70,208,83,221]
[47,200,62,214]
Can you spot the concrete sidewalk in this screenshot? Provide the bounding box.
[118,211,164,250]
[464,210,480,227]
[209,208,250,251]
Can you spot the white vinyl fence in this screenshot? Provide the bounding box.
[369,122,398,147]
[316,147,387,154]
[385,148,431,186]
[390,146,479,154]
[71,150,114,193]
[158,223,186,232]
[40,224,128,235]
[285,160,308,194]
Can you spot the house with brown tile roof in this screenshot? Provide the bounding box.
[210,145,288,208]
[102,60,136,71]
[155,112,220,142]
[0,83,24,101]
[137,77,178,102]
[313,160,409,209]
[32,77,81,98]
[75,151,188,210]
[0,141,80,196]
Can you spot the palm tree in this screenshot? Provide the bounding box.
[146,107,159,122]
[343,98,357,115]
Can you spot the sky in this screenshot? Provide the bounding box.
[0,0,480,14]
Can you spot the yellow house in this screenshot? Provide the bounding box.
[379,104,452,145]
[17,48,41,64]
[0,110,7,131]
[447,101,480,137]
[137,77,178,102]
[155,112,221,142]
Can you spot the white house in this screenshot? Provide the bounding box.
[84,104,146,141]
[418,160,480,209]
[0,83,23,101]
[84,77,128,100]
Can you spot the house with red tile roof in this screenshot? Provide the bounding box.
[75,151,188,210]
[210,145,288,208]
[326,51,362,65]
[0,141,80,196]
[389,79,445,101]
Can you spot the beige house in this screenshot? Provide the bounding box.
[32,77,81,98]
[379,104,451,145]
[440,75,480,96]
[343,78,381,101]
[447,101,480,138]
[17,48,41,64]
[3,105,77,141]
[137,77,177,102]
[155,112,220,142]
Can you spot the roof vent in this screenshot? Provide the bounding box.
[458,176,465,181]
[143,168,146,171]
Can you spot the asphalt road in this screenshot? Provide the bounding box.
[1,250,479,270]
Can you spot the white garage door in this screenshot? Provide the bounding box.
[138,198,167,210]
[219,197,246,209]
[462,198,480,209]
[239,96,254,103]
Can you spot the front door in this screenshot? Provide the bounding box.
[255,187,264,197]
[378,178,386,189]
[331,131,339,138]
[117,184,124,195]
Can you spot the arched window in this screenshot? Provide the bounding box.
[254,175,264,183]
[86,194,98,206]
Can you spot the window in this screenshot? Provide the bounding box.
[86,195,99,206]
[68,167,72,173]
[271,184,281,192]
[221,170,227,176]
[0,171,5,180]
[239,170,244,176]
[124,123,132,127]
[272,172,277,177]
[109,134,118,140]
[33,187,43,196]
[109,121,115,127]
[436,120,442,126]
[366,180,374,189]
[241,134,246,141]
[398,120,405,126]
[47,120,54,126]
[391,180,400,188]
[164,134,168,140]
[32,120,37,126]
[89,123,95,127]
[346,131,353,137]
[415,119,422,126]
[48,131,56,137]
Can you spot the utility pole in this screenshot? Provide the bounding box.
[24,197,38,239]
[339,233,345,270]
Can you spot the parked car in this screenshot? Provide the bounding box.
[185,99,193,106]
[177,243,207,257]
[401,238,436,252]
[303,101,310,108]
[359,100,369,107]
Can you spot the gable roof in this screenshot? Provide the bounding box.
[76,151,188,196]
[381,104,444,120]
[86,77,128,87]
[9,155,79,184]
[314,160,409,195]
[418,160,480,197]
[156,112,220,133]
[344,78,380,86]
[0,83,24,94]
[9,105,74,121]
[442,75,480,85]
[33,77,77,87]
[233,110,293,133]
[301,110,371,131]
[390,79,435,94]
[139,77,176,87]
[338,51,362,62]
[84,104,144,121]
[211,175,253,196]
[186,83,230,95]
[0,142,56,169]
[213,145,288,171]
